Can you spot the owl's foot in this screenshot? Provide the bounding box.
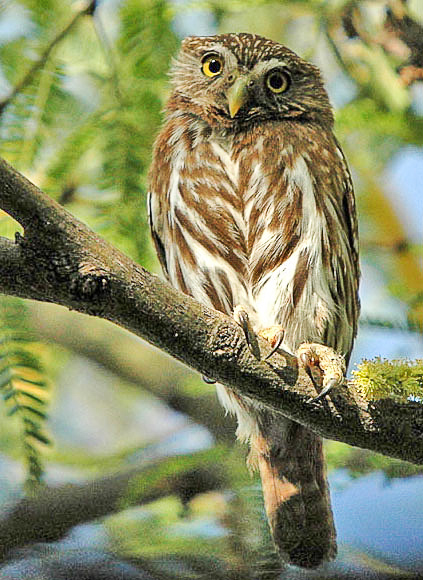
[258,326,285,360]
[233,307,285,360]
[202,305,261,382]
[297,343,346,401]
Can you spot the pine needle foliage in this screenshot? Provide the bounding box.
[352,357,423,402]
[0,297,51,489]
[97,0,179,264]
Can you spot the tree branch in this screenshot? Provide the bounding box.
[1,157,423,464]
[0,450,225,561]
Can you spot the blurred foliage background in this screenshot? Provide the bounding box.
[0,0,422,578]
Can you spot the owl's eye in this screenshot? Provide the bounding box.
[201,54,223,78]
[266,70,290,93]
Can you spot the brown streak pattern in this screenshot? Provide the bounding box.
[292,250,310,308]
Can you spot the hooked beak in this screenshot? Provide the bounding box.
[226,76,249,118]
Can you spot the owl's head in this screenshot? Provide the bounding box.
[169,33,333,129]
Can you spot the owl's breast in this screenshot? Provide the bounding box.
[156,129,252,317]
[162,130,308,312]
[187,133,353,353]
[151,118,356,355]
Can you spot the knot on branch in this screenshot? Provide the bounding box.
[14,232,24,246]
[208,321,244,364]
[84,0,98,16]
[172,466,225,507]
[69,262,109,300]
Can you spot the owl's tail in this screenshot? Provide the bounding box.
[252,415,336,568]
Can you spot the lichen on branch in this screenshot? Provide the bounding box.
[353,357,423,402]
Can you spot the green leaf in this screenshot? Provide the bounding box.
[2,388,17,401]
[18,377,47,388]
[18,391,47,405]
[0,369,13,389]
[26,430,51,446]
[6,404,19,416]
[20,405,48,420]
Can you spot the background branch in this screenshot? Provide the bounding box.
[0,449,225,562]
[27,303,237,443]
[1,157,423,464]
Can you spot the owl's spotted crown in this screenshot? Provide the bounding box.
[182,33,299,69]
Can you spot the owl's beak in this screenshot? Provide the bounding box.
[226,77,249,118]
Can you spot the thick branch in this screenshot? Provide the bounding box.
[1,157,423,464]
[0,450,225,561]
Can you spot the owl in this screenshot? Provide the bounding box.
[148,33,359,568]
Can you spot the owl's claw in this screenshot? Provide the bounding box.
[297,343,346,402]
[233,305,254,349]
[310,377,340,402]
[233,307,285,361]
[299,351,320,391]
[233,305,261,359]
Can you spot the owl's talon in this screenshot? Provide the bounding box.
[309,377,339,402]
[254,325,285,360]
[233,305,261,360]
[202,375,216,384]
[297,343,346,401]
[263,328,285,360]
[302,359,320,391]
[233,305,253,348]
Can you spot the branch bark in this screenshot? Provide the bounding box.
[1,157,423,464]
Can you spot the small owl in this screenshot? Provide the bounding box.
[148,33,359,568]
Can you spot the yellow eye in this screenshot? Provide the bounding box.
[201,54,223,78]
[266,70,290,93]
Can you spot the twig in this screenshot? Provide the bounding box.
[1,157,423,464]
[0,0,97,115]
[92,8,124,103]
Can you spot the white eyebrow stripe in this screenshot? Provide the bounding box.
[251,58,288,75]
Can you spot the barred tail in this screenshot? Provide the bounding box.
[253,417,336,568]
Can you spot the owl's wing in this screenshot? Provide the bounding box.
[335,139,360,280]
[147,190,169,279]
[336,139,360,304]
[329,139,360,361]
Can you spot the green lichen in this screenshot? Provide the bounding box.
[352,357,423,402]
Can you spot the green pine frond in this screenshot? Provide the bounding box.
[352,357,423,402]
[0,297,52,490]
[95,0,179,264]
